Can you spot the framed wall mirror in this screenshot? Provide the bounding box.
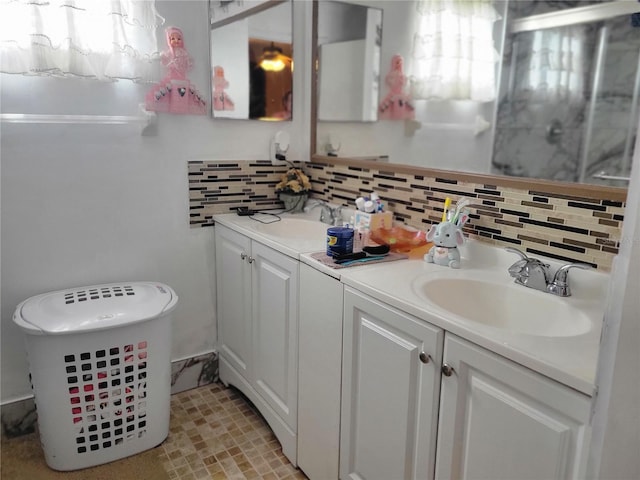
[312,0,635,196]
[210,0,293,121]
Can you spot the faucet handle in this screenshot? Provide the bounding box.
[552,262,592,285]
[507,259,528,277]
[505,246,530,260]
[505,247,549,271]
[548,263,592,296]
[506,247,550,265]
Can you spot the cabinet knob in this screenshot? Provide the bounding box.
[240,252,247,260]
[419,352,431,364]
[441,363,455,377]
[247,256,255,264]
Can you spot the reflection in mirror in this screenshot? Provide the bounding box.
[315,0,499,171]
[493,0,639,186]
[317,1,382,122]
[210,0,292,121]
[313,0,634,192]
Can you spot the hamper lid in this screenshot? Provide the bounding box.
[13,282,178,335]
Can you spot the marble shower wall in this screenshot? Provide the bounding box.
[493,0,639,185]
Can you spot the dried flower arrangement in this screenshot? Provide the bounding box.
[275,168,311,195]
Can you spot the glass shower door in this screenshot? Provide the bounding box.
[493,1,640,186]
[582,15,639,185]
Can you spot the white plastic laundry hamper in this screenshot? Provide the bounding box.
[12,282,178,471]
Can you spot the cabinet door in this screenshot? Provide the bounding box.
[341,287,444,480]
[298,264,344,480]
[215,224,253,380]
[436,334,591,480]
[252,241,299,431]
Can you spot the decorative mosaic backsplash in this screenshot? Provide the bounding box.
[188,160,626,270]
[307,160,625,271]
[188,161,293,227]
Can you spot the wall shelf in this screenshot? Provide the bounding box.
[0,104,157,136]
[405,115,491,137]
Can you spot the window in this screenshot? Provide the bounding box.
[0,0,163,83]
[411,0,500,102]
[521,26,585,105]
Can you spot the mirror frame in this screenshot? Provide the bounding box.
[209,0,292,121]
[308,0,628,203]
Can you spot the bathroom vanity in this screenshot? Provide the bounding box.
[215,223,301,461]
[213,210,607,479]
[339,287,591,480]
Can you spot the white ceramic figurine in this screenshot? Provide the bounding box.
[425,221,465,268]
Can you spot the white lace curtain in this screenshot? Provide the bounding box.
[0,0,164,82]
[520,26,585,105]
[411,0,500,102]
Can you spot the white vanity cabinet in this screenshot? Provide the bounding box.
[436,334,591,480]
[340,287,444,480]
[215,224,299,463]
[340,287,592,480]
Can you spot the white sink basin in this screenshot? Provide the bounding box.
[412,276,592,337]
[253,218,329,242]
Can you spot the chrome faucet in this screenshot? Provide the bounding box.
[506,247,551,291]
[505,247,591,297]
[331,205,345,225]
[307,200,343,225]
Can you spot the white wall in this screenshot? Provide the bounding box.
[588,127,640,479]
[0,0,311,403]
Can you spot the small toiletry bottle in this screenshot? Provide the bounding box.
[355,197,366,211]
[364,200,375,213]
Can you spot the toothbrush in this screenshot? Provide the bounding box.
[442,197,451,222]
[456,209,470,227]
[338,255,388,267]
[452,197,471,224]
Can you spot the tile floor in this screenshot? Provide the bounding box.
[160,382,308,480]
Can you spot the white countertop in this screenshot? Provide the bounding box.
[214,211,608,396]
[213,210,329,259]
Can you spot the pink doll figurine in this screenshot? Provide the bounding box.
[161,27,193,81]
[379,54,415,120]
[145,26,206,115]
[212,66,235,111]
